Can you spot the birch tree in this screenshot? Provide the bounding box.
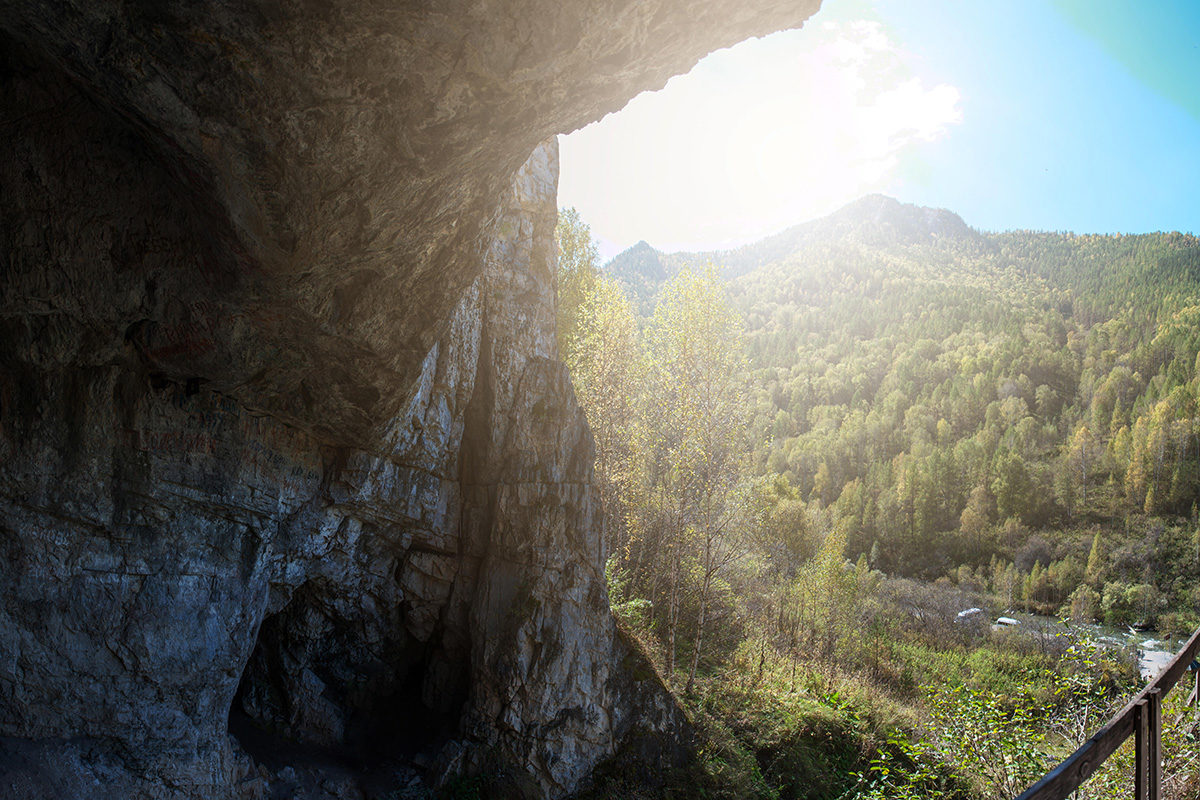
[641,266,748,687]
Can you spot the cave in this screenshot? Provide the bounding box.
[228,578,462,770]
[0,0,822,797]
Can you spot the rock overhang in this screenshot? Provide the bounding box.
[0,2,824,797]
[0,0,821,449]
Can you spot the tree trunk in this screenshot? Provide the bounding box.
[666,547,679,680]
[686,568,710,693]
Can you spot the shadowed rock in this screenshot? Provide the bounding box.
[0,1,821,796]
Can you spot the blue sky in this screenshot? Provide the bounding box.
[558,0,1200,261]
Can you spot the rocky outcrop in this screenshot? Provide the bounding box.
[0,0,821,447]
[449,141,689,798]
[0,48,678,798]
[0,1,821,797]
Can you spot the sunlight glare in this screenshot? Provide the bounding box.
[558,20,962,256]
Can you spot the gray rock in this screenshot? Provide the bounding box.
[0,0,821,796]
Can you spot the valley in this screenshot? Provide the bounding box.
[562,194,1200,799]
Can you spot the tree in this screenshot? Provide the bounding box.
[555,207,599,362]
[639,266,748,688]
[564,274,642,553]
[1125,416,1150,510]
[959,485,993,563]
[789,521,854,665]
[1065,424,1094,510]
[991,449,1033,524]
[746,475,814,576]
[1193,503,1200,568]
[1085,530,1105,586]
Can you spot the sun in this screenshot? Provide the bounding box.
[559,20,961,256]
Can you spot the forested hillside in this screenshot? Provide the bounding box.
[565,196,1200,799]
[608,195,1200,626]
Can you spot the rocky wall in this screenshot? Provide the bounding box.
[0,0,824,796]
[0,42,683,799]
[0,0,820,447]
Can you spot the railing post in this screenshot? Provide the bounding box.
[1194,661,1199,718]
[1148,688,1161,800]
[1135,698,1149,800]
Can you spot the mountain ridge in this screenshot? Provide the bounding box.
[602,195,1200,318]
[603,194,981,290]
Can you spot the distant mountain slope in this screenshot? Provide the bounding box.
[603,194,984,308]
[726,200,1200,578]
[603,240,667,315]
[606,239,667,283]
[598,193,1200,579]
[696,193,983,272]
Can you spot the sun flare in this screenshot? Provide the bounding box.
[560,20,962,255]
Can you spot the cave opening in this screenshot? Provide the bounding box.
[228,579,464,773]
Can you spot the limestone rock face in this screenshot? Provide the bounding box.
[0,52,682,798]
[452,140,693,797]
[0,0,820,447]
[0,0,820,796]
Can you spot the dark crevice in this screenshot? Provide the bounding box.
[228,579,467,774]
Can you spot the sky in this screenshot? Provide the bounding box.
[557,0,1200,261]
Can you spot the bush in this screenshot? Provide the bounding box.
[1102,581,1163,627]
[1066,584,1101,622]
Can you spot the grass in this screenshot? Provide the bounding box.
[574,618,1153,800]
[577,649,969,800]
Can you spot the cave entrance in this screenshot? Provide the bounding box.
[228,579,464,772]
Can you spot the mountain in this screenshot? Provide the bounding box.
[735,209,1200,580]
[800,193,977,242]
[603,240,668,315]
[711,193,982,269]
[603,194,983,308]
[599,193,1200,586]
[606,239,667,283]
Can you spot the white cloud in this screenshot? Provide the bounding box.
[558,19,963,256]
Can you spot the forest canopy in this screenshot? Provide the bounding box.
[564,194,1200,658]
[559,195,1200,799]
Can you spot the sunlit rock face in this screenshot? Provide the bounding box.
[0,0,818,796]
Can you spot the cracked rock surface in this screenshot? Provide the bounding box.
[0,1,820,797]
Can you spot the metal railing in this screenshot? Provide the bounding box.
[1015,625,1200,800]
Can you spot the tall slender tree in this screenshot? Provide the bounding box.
[554,207,599,362]
[641,267,748,687]
[566,274,642,552]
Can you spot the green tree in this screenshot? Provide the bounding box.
[565,274,642,553]
[555,207,599,362]
[959,485,993,563]
[991,449,1033,524]
[640,266,748,687]
[1065,424,1095,511]
[1085,531,1105,586]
